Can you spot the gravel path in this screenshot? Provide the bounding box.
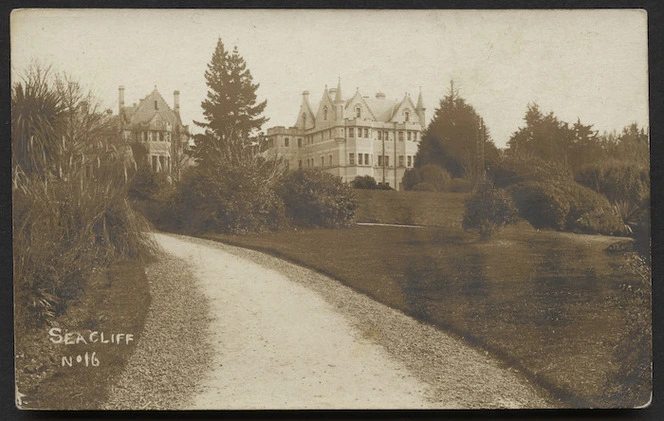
[104,232,552,409]
[147,233,552,409]
[102,249,213,410]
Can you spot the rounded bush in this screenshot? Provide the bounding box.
[463,179,519,238]
[278,169,357,228]
[351,175,378,189]
[401,168,421,191]
[412,182,437,192]
[174,166,285,234]
[508,181,570,230]
[419,164,452,191]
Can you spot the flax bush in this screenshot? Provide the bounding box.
[12,65,157,327]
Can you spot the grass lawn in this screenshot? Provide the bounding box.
[354,189,468,227]
[206,192,651,408]
[14,261,150,409]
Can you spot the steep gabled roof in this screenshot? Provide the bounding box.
[390,94,418,123]
[122,88,183,129]
[363,97,397,122]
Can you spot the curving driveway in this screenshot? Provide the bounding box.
[150,233,552,410]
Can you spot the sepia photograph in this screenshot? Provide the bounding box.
[11,9,651,410]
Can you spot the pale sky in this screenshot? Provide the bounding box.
[11,9,648,147]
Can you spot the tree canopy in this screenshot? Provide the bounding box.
[415,81,499,179]
[192,38,268,167]
[507,103,605,173]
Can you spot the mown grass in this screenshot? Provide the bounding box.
[206,191,651,408]
[354,189,467,227]
[14,261,150,410]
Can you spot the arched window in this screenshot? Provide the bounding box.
[405,110,410,122]
[323,106,328,120]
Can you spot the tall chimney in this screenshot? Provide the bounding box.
[118,85,125,114]
[174,90,180,113]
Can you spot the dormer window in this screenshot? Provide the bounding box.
[302,113,307,127]
[323,106,328,120]
[356,107,361,118]
[154,100,158,110]
[405,110,410,122]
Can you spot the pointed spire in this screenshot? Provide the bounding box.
[334,77,343,102]
[416,87,424,109]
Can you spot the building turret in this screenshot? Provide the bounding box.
[334,77,345,121]
[416,88,426,125]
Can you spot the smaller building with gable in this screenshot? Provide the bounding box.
[118,86,191,176]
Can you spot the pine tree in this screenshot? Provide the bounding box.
[415,81,499,179]
[192,38,268,167]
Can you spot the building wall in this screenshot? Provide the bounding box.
[267,120,421,190]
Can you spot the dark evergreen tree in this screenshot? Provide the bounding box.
[415,81,499,179]
[507,103,604,173]
[192,38,268,167]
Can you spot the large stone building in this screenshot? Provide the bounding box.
[118,86,190,176]
[265,80,425,190]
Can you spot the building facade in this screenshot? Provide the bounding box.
[118,86,190,175]
[265,80,425,190]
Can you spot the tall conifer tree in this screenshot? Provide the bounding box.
[192,38,267,167]
[415,81,498,179]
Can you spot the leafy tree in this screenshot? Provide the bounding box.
[462,178,519,239]
[192,38,268,167]
[507,104,603,173]
[415,81,499,179]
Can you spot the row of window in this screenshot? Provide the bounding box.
[300,154,336,169]
[150,155,171,173]
[136,130,172,143]
[295,153,415,169]
[280,129,419,148]
[319,106,413,122]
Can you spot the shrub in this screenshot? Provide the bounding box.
[412,182,437,192]
[508,180,624,235]
[565,182,623,234]
[419,164,452,191]
[490,153,573,188]
[449,177,473,193]
[576,161,649,207]
[173,165,285,234]
[351,175,378,189]
[278,169,357,228]
[463,179,519,239]
[402,168,421,190]
[508,181,570,230]
[12,67,157,327]
[128,166,171,201]
[402,165,451,192]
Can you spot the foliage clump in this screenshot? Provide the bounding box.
[462,179,519,239]
[351,175,378,189]
[12,65,157,326]
[278,169,357,228]
[171,165,285,234]
[402,164,452,192]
